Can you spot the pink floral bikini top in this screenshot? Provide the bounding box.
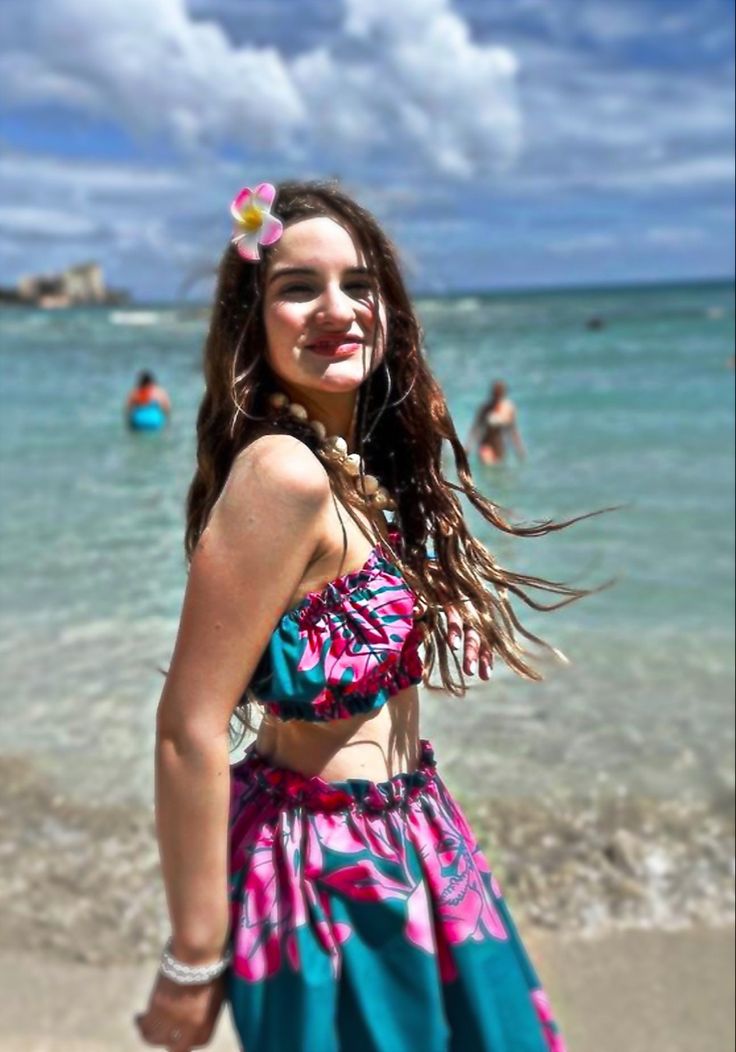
[247,533,424,722]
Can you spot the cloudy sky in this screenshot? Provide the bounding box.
[0,0,733,298]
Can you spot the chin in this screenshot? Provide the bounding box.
[313,370,370,393]
[297,357,381,394]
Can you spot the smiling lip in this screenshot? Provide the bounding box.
[306,338,364,358]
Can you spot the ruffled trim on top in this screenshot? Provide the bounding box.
[232,738,437,813]
[283,531,404,621]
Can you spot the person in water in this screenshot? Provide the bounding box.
[467,379,525,465]
[126,371,171,430]
[134,181,596,1052]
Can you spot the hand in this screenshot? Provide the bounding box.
[445,605,493,680]
[135,971,225,1051]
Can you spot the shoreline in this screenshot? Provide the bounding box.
[0,926,732,1052]
[2,750,733,966]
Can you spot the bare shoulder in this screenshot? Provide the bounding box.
[216,433,331,528]
[231,432,330,499]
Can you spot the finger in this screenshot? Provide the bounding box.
[478,650,493,680]
[167,1022,193,1052]
[135,1012,178,1048]
[166,1025,190,1052]
[136,1019,164,1047]
[134,1013,158,1046]
[445,607,463,650]
[463,630,481,675]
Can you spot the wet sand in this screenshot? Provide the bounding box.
[2,757,733,1049]
[1,926,732,1052]
[2,752,733,966]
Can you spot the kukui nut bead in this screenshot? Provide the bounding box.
[343,454,362,477]
[267,393,396,511]
[324,435,348,459]
[359,475,380,496]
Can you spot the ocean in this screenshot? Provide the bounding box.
[1,280,733,957]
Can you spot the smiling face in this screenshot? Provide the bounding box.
[262,216,386,403]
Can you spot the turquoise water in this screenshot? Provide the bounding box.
[1,283,733,812]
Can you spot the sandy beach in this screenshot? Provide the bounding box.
[1,747,734,1050]
[1,925,732,1052]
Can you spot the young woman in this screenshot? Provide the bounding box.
[135,181,591,1051]
[466,380,525,466]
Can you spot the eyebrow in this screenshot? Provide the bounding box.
[268,265,371,285]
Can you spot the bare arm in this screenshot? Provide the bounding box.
[154,387,172,414]
[137,436,332,1048]
[156,435,332,960]
[465,404,487,451]
[509,409,525,459]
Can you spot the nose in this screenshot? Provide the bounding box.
[315,282,355,329]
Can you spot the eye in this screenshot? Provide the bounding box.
[279,283,316,299]
[345,280,373,298]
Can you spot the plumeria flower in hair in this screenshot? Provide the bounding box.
[230,183,283,261]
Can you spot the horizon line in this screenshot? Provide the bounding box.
[128,272,735,307]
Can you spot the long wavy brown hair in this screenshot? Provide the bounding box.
[186,179,608,732]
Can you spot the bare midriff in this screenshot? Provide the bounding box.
[252,685,422,782]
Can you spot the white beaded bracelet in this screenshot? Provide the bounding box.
[159,939,232,985]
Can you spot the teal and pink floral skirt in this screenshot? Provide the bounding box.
[228,739,566,1052]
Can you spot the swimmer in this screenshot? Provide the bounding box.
[125,371,171,430]
[466,380,525,465]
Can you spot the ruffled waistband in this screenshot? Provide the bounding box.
[233,738,438,814]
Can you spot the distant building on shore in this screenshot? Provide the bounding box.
[0,262,130,308]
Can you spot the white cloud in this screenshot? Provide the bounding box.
[548,232,619,255]
[643,225,706,247]
[547,223,711,256]
[0,0,306,152]
[0,153,186,194]
[500,37,735,194]
[0,149,226,294]
[0,0,522,179]
[0,0,732,295]
[0,205,100,238]
[568,1,728,46]
[615,156,735,190]
[576,3,652,43]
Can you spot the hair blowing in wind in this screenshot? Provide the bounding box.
[185,180,613,730]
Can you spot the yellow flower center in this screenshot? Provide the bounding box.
[240,204,263,233]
